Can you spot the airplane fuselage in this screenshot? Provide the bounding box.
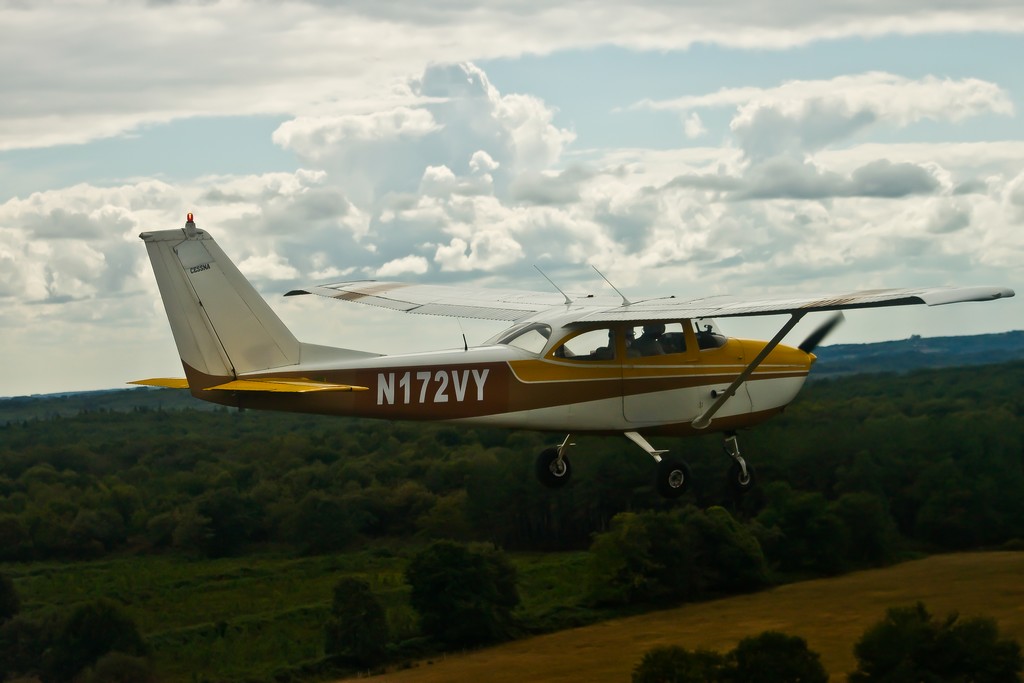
[183,320,812,436]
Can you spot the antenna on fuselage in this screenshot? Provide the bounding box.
[592,265,632,306]
[534,265,573,305]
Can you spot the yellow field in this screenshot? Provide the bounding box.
[348,551,1024,682]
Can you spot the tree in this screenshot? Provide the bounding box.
[0,610,63,681]
[684,506,769,593]
[829,492,898,566]
[851,602,1022,682]
[43,599,148,682]
[756,483,849,575]
[323,577,389,665]
[727,631,828,683]
[405,541,519,647]
[81,652,157,683]
[632,645,725,683]
[284,492,358,554]
[0,572,19,622]
[586,511,698,606]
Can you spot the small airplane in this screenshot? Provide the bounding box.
[133,214,1015,497]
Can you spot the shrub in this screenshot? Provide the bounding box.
[632,645,725,683]
[850,602,1022,682]
[43,599,147,682]
[323,577,389,665]
[405,541,519,647]
[0,572,19,622]
[727,631,828,683]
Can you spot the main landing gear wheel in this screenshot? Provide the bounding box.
[536,447,572,489]
[655,457,691,499]
[728,459,756,494]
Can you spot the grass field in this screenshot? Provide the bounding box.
[348,551,1024,682]
[4,549,594,682]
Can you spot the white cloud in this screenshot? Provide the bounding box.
[683,112,707,139]
[237,253,301,280]
[6,3,1022,151]
[639,72,1014,160]
[377,254,429,277]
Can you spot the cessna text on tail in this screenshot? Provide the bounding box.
[133,215,1015,497]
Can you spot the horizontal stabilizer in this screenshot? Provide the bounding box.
[205,378,369,393]
[130,378,190,389]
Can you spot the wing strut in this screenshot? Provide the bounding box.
[692,312,806,429]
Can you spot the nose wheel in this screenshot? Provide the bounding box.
[724,433,755,494]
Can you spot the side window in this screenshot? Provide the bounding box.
[626,322,687,357]
[553,328,616,362]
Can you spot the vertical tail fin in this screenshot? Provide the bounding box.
[140,218,301,384]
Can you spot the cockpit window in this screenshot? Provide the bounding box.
[693,319,727,349]
[497,323,552,354]
[552,328,616,362]
[626,322,688,357]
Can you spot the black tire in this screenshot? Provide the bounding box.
[728,460,756,494]
[655,457,691,498]
[536,447,572,489]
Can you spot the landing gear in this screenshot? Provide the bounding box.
[625,431,691,499]
[656,457,691,498]
[536,435,574,489]
[723,433,755,494]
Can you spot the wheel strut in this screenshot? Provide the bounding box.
[723,432,754,492]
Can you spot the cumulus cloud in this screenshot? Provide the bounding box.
[377,255,429,277]
[638,72,1014,160]
[7,2,1022,152]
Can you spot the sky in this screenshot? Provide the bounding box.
[1,0,1023,397]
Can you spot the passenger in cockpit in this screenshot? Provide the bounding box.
[632,324,666,356]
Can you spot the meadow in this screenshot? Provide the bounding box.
[4,550,592,682]
[352,551,1024,682]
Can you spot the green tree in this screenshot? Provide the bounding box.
[284,492,358,554]
[81,652,157,683]
[586,511,698,606]
[850,602,1022,683]
[405,541,519,647]
[726,631,828,683]
[756,483,849,575]
[43,599,148,682]
[323,577,389,665]
[684,506,769,593]
[632,645,725,683]
[0,572,18,622]
[0,610,63,681]
[829,492,898,566]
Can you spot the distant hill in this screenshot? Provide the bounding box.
[3,330,1023,423]
[811,330,1024,379]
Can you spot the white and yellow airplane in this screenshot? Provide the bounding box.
[133,215,1015,497]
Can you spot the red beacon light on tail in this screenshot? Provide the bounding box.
[184,212,198,237]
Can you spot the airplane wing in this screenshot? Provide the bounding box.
[577,286,1015,322]
[288,281,1013,323]
[286,281,621,321]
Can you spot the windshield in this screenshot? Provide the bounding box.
[693,319,728,349]
[496,323,552,354]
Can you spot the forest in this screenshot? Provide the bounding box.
[1,359,1023,680]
